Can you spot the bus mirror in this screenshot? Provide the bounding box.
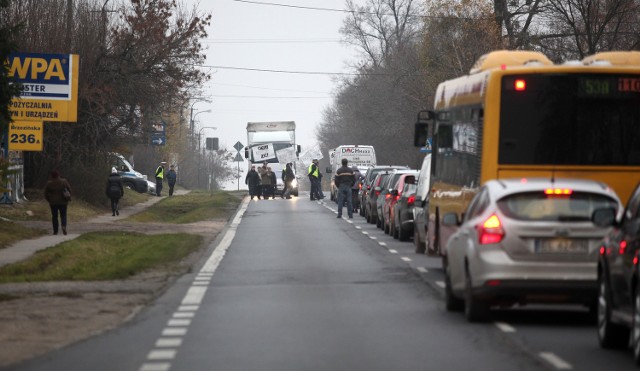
[414,122,429,147]
[244,148,249,159]
[438,124,454,148]
[417,110,435,123]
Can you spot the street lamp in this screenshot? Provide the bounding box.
[198,126,218,150]
[189,100,211,134]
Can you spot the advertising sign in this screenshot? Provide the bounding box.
[8,121,43,151]
[7,53,79,122]
[252,143,276,161]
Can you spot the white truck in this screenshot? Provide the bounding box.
[244,121,301,196]
[326,145,376,201]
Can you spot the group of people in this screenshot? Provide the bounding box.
[245,161,296,200]
[44,160,179,236]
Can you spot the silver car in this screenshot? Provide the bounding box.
[442,178,622,322]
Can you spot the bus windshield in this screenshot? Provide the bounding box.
[499,74,640,166]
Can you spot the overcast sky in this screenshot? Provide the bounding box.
[182,0,360,185]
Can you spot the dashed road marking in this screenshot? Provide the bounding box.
[173,312,195,319]
[140,363,171,371]
[369,236,377,240]
[539,352,572,369]
[388,249,398,254]
[362,231,369,235]
[378,242,387,247]
[355,226,362,229]
[417,267,428,273]
[147,349,177,360]
[401,257,411,262]
[435,281,445,288]
[161,327,187,337]
[167,319,191,327]
[156,338,183,347]
[495,322,516,333]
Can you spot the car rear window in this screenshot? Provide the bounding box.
[497,191,618,221]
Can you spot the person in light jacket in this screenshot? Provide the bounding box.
[44,170,72,235]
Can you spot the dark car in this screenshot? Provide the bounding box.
[361,166,408,219]
[376,170,417,232]
[595,182,640,363]
[365,171,393,225]
[393,183,418,241]
[383,171,419,236]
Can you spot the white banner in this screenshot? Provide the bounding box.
[252,143,276,161]
[275,147,297,164]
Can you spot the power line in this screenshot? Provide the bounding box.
[209,94,331,99]
[202,38,341,44]
[208,82,329,94]
[196,64,395,76]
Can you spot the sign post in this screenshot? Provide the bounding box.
[233,141,244,190]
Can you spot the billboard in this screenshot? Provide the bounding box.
[7,52,79,122]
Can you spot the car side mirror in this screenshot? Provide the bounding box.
[442,213,460,226]
[592,208,617,228]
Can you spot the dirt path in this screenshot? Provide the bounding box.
[0,216,228,368]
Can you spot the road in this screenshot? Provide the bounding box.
[6,194,639,371]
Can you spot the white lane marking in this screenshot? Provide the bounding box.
[388,249,398,254]
[346,220,353,224]
[495,322,516,333]
[435,281,445,288]
[355,226,362,229]
[417,267,428,273]
[182,286,207,305]
[147,350,177,360]
[378,242,387,247]
[369,236,378,240]
[362,231,369,235]
[401,257,411,262]
[156,338,183,347]
[194,277,211,281]
[173,312,195,318]
[139,363,171,371]
[162,328,187,336]
[167,319,191,327]
[539,352,572,370]
[178,305,199,312]
[192,281,209,286]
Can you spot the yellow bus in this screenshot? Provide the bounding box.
[414,50,640,256]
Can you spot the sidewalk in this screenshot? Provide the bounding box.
[0,190,189,268]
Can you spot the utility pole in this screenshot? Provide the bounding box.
[66,0,73,48]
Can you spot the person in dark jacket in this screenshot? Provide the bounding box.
[283,163,295,199]
[105,167,124,216]
[44,170,72,235]
[268,167,277,199]
[335,158,355,219]
[166,165,177,196]
[245,165,261,200]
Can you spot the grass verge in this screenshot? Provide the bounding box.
[0,231,202,283]
[0,221,48,249]
[127,190,243,224]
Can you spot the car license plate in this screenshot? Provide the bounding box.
[536,238,588,253]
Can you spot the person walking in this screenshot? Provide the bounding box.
[245,165,261,200]
[308,159,321,200]
[155,161,166,196]
[106,167,124,216]
[267,166,277,199]
[281,166,288,199]
[282,163,295,199]
[259,162,273,199]
[335,158,355,219]
[44,170,72,235]
[351,165,363,213]
[166,165,177,196]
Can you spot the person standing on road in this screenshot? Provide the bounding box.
[258,161,269,199]
[106,167,124,216]
[281,166,288,199]
[268,166,277,199]
[245,165,261,200]
[308,159,321,200]
[155,161,166,197]
[44,170,72,235]
[351,166,362,213]
[166,165,177,196]
[317,161,325,200]
[335,158,355,219]
[283,163,295,199]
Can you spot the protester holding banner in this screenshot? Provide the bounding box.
[258,162,272,199]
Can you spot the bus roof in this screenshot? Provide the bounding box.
[247,121,295,132]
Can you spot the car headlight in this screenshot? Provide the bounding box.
[291,178,298,188]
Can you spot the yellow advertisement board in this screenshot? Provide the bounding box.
[8,121,43,151]
[7,53,79,122]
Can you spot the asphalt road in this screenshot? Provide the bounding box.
[6,194,639,371]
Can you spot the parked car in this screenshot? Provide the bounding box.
[376,169,416,232]
[383,171,419,236]
[393,183,418,241]
[594,182,640,363]
[110,153,148,193]
[413,154,432,254]
[442,178,621,322]
[361,166,408,219]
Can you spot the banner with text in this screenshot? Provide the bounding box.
[252,143,276,162]
[275,147,296,164]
